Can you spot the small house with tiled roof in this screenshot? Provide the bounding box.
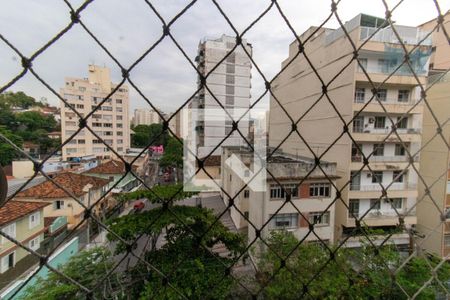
[83,160,140,193]
[15,172,110,229]
[0,201,50,289]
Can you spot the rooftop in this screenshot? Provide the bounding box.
[83,160,137,175]
[0,201,50,226]
[16,172,110,199]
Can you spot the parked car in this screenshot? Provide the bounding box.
[133,200,145,212]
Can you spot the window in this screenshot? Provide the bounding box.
[76,104,84,109]
[309,183,331,197]
[93,139,102,144]
[103,123,113,128]
[1,252,15,273]
[395,144,406,156]
[54,200,64,210]
[29,211,40,229]
[117,123,123,128]
[117,131,123,136]
[1,223,16,243]
[118,139,123,144]
[93,122,102,127]
[226,64,235,74]
[78,139,85,144]
[29,237,40,251]
[355,88,365,103]
[270,213,298,229]
[351,143,362,161]
[349,199,359,218]
[116,107,123,112]
[393,170,404,183]
[270,184,298,199]
[390,198,403,209]
[370,199,381,210]
[357,58,367,72]
[373,144,384,156]
[92,114,101,119]
[372,171,383,183]
[396,117,408,129]
[226,85,235,95]
[103,106,113,111]
[308,212,330,226]
[244,190,250,198]
[353,116,364,132]
[116,99,122,104]
[116,115,123,121]
[445,234,450,247]
[117,147,123,152]
[226,75,235,84]
[376,89,387,101]
[104,131,113,136]
[374,116,386,129]
[398,90,410,102]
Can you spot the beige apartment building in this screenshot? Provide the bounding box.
[221,146,338,247]
[416,11,450,258]
[269,14,432,247]
[132,108,161,126]
[60,65,130,160]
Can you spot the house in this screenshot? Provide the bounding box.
[15,172,110,229]
[0,201,50,290]
[83,159,140,193]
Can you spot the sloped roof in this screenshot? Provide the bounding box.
[84,160,137,175]
[0,201,50,226]
[16,172,110,199]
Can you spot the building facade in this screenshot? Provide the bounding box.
[269,14,432,247]
[221,146,337,247]
[132,108,161,126]
[193,35,252,158]
[60,65,130,160]
[416,11,450,258]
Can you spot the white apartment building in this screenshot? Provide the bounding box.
[269,14,431,247]
[60,65,130,160]
[221,146,337,247]
[132,108,161,126]
[193,35,252,158]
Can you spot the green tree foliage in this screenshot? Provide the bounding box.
[256,230,450,300]
[15,111,57,132]
[19,247,122,300]
[0,127,23,166]
[0,91,40,109]
[131,123,168,148]
[159,136,183,169]
[107,184,245,299]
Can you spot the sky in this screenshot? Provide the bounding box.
[0,0,448,116]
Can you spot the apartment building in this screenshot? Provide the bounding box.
[221,146,337,247]
[193,35,252,158]
[416,11,450,258]
[0,201,49,289]
[132,108,161,126]
[15,172,110,228]
[269,14,432,247]
[60,65,130,160]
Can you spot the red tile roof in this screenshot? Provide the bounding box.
[0,201,50,226]
[16,172,110,199]
[84,160,137,175]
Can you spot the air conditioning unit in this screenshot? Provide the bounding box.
[367,173,372,178]
[368,117,375,123]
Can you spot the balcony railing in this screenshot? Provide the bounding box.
[352,127,421,134]
[353,98,416,105]
[357,64,428,76]
[349,209,415,219]
[351,155,419,163]
[359,26,432,46]
[349,182,417,191]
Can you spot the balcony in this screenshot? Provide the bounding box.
[352,127,421,142]
[353,98,422,114]
[351,155,418,163]
[350,182,416,192]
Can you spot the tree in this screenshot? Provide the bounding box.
[159,136,183,169]
[107,184,245,299]
[0,126,23,166]
[19,247,122,300]
[15,111,57,132]
[131,124,168,148]
[255,230,450,300]
[0,91,40,109]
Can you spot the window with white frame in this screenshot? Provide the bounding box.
[244,190,250,198]
[372,171,383,183]
[354,88,365,103]
[308,212,330,226]
[393,170,404,183]
[376,89,387,101]
[270,184,298,199]
[29,211,40,229]
[269,213,298,229]
[398,90,410,102]
[1,223,16,244]
[373,144,384,156]
[309,183,331,197]
[370,199,381,210]
[1,252,15,273]
[390,198,403,209]
[349,199,359,218]
[28,236,40,251]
